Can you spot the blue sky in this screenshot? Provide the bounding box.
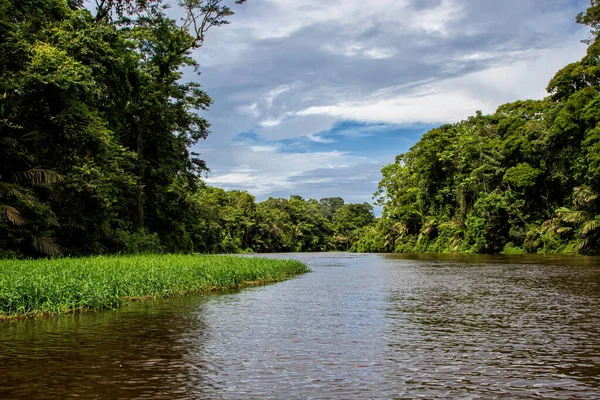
[184,0,591,204]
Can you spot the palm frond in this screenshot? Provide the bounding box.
[582,220,599,237]
[9,186,36,204]
[556,208,587,224]
[574,186,599,206]
[586,193,599,203]
[0,183,37,205]
[0,137,19,150]
[43,212,60,227]
[31,236,61,256]
[13,168,63,185]
[0,204,25,225]
[577,237,591,253]
[20,130,46,143]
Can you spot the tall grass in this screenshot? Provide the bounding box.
[0,254,309,320]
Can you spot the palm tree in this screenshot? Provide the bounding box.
[0,132,63,256]
[555,186,599,253]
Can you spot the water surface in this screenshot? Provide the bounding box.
[1,253,599,398]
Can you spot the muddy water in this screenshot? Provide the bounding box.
[1,253,599,399]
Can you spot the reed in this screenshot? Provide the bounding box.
[0,254,309,320]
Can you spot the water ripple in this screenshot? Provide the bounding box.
[1,253,599,399]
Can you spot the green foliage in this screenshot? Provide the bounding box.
[577,0,600,44]
[5,1,599,258]
[501,243,527,255]
[0,0,251,257]
[114,229,163,254]
[351,226,385,253]
[369,2,600,255]
[0,0,377,258]
[503,163,541,188]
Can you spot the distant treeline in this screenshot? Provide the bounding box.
[353,2,600,255]
[181,191,374,254]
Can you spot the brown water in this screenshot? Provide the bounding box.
[1,253,600,399]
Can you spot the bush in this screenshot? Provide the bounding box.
[501,242,527,255]
[115,229,163,254]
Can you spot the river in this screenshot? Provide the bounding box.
[1,253,599,399]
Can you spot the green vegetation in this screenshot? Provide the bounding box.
[0,0,374,258]
[355,2,600,255]
[193,192,375,253]
[0,254,309,320]
[3,1,599,258]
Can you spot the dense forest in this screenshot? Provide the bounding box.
[3,1,600,258]
[354,2,600,255]
[0,0,374,257]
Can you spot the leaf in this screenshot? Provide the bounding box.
[577,237,591,253]
[13,168,63,185]
[556,208,587,224]
[20,130,46,144]
[582,220,599,236]
[0,137,18,150]
[31,236,61,256]
[0,204,25,225]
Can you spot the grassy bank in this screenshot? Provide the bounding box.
[0,254,309,321]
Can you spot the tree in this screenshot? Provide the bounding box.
[0,0,247,257]
[369,2,600,254]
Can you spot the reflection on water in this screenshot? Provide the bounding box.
[382,255,600,398]
[0,296,214,399]
[1,253,599,398]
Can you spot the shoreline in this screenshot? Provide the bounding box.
[0,254,310,322]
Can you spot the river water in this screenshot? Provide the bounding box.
[1,253,599,399]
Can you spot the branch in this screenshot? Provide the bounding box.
[179,0,246,50]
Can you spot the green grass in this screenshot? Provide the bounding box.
[0,254,309,320]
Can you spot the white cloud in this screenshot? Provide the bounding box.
[363,47,397,60]
[237,102,261,118]
[265,84,295,107]
[193,0,589,203]
[258,117,284,127]
[296,43,586,125]
[225,0,465,41]
[205,150,377,197]
[407,0,463,36]
[297,91,485,125]
[231,164,259,173]
[324,42,397,59]
[249,145,280,152]
[256,114,337,140]
[307,134,336,143]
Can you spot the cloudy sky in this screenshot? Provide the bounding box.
[187,0,590,204]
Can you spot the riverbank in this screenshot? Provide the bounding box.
[0,254,309,321]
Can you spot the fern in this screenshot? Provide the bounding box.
[0,204,25,225]
[12,168,63,185]
[582,219,599,236]
[31,236,61,256]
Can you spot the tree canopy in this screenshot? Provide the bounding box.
[0,0,375,258]
[355,1,600,255]
[3,1,599,257]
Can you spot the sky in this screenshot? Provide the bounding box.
[185,0,591,205]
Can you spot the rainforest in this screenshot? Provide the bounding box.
[353,4,600,255]
[0,0,375,258]
[1,0,600,258]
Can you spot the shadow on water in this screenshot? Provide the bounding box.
[383,252,600,267]
[0,295,217,399]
